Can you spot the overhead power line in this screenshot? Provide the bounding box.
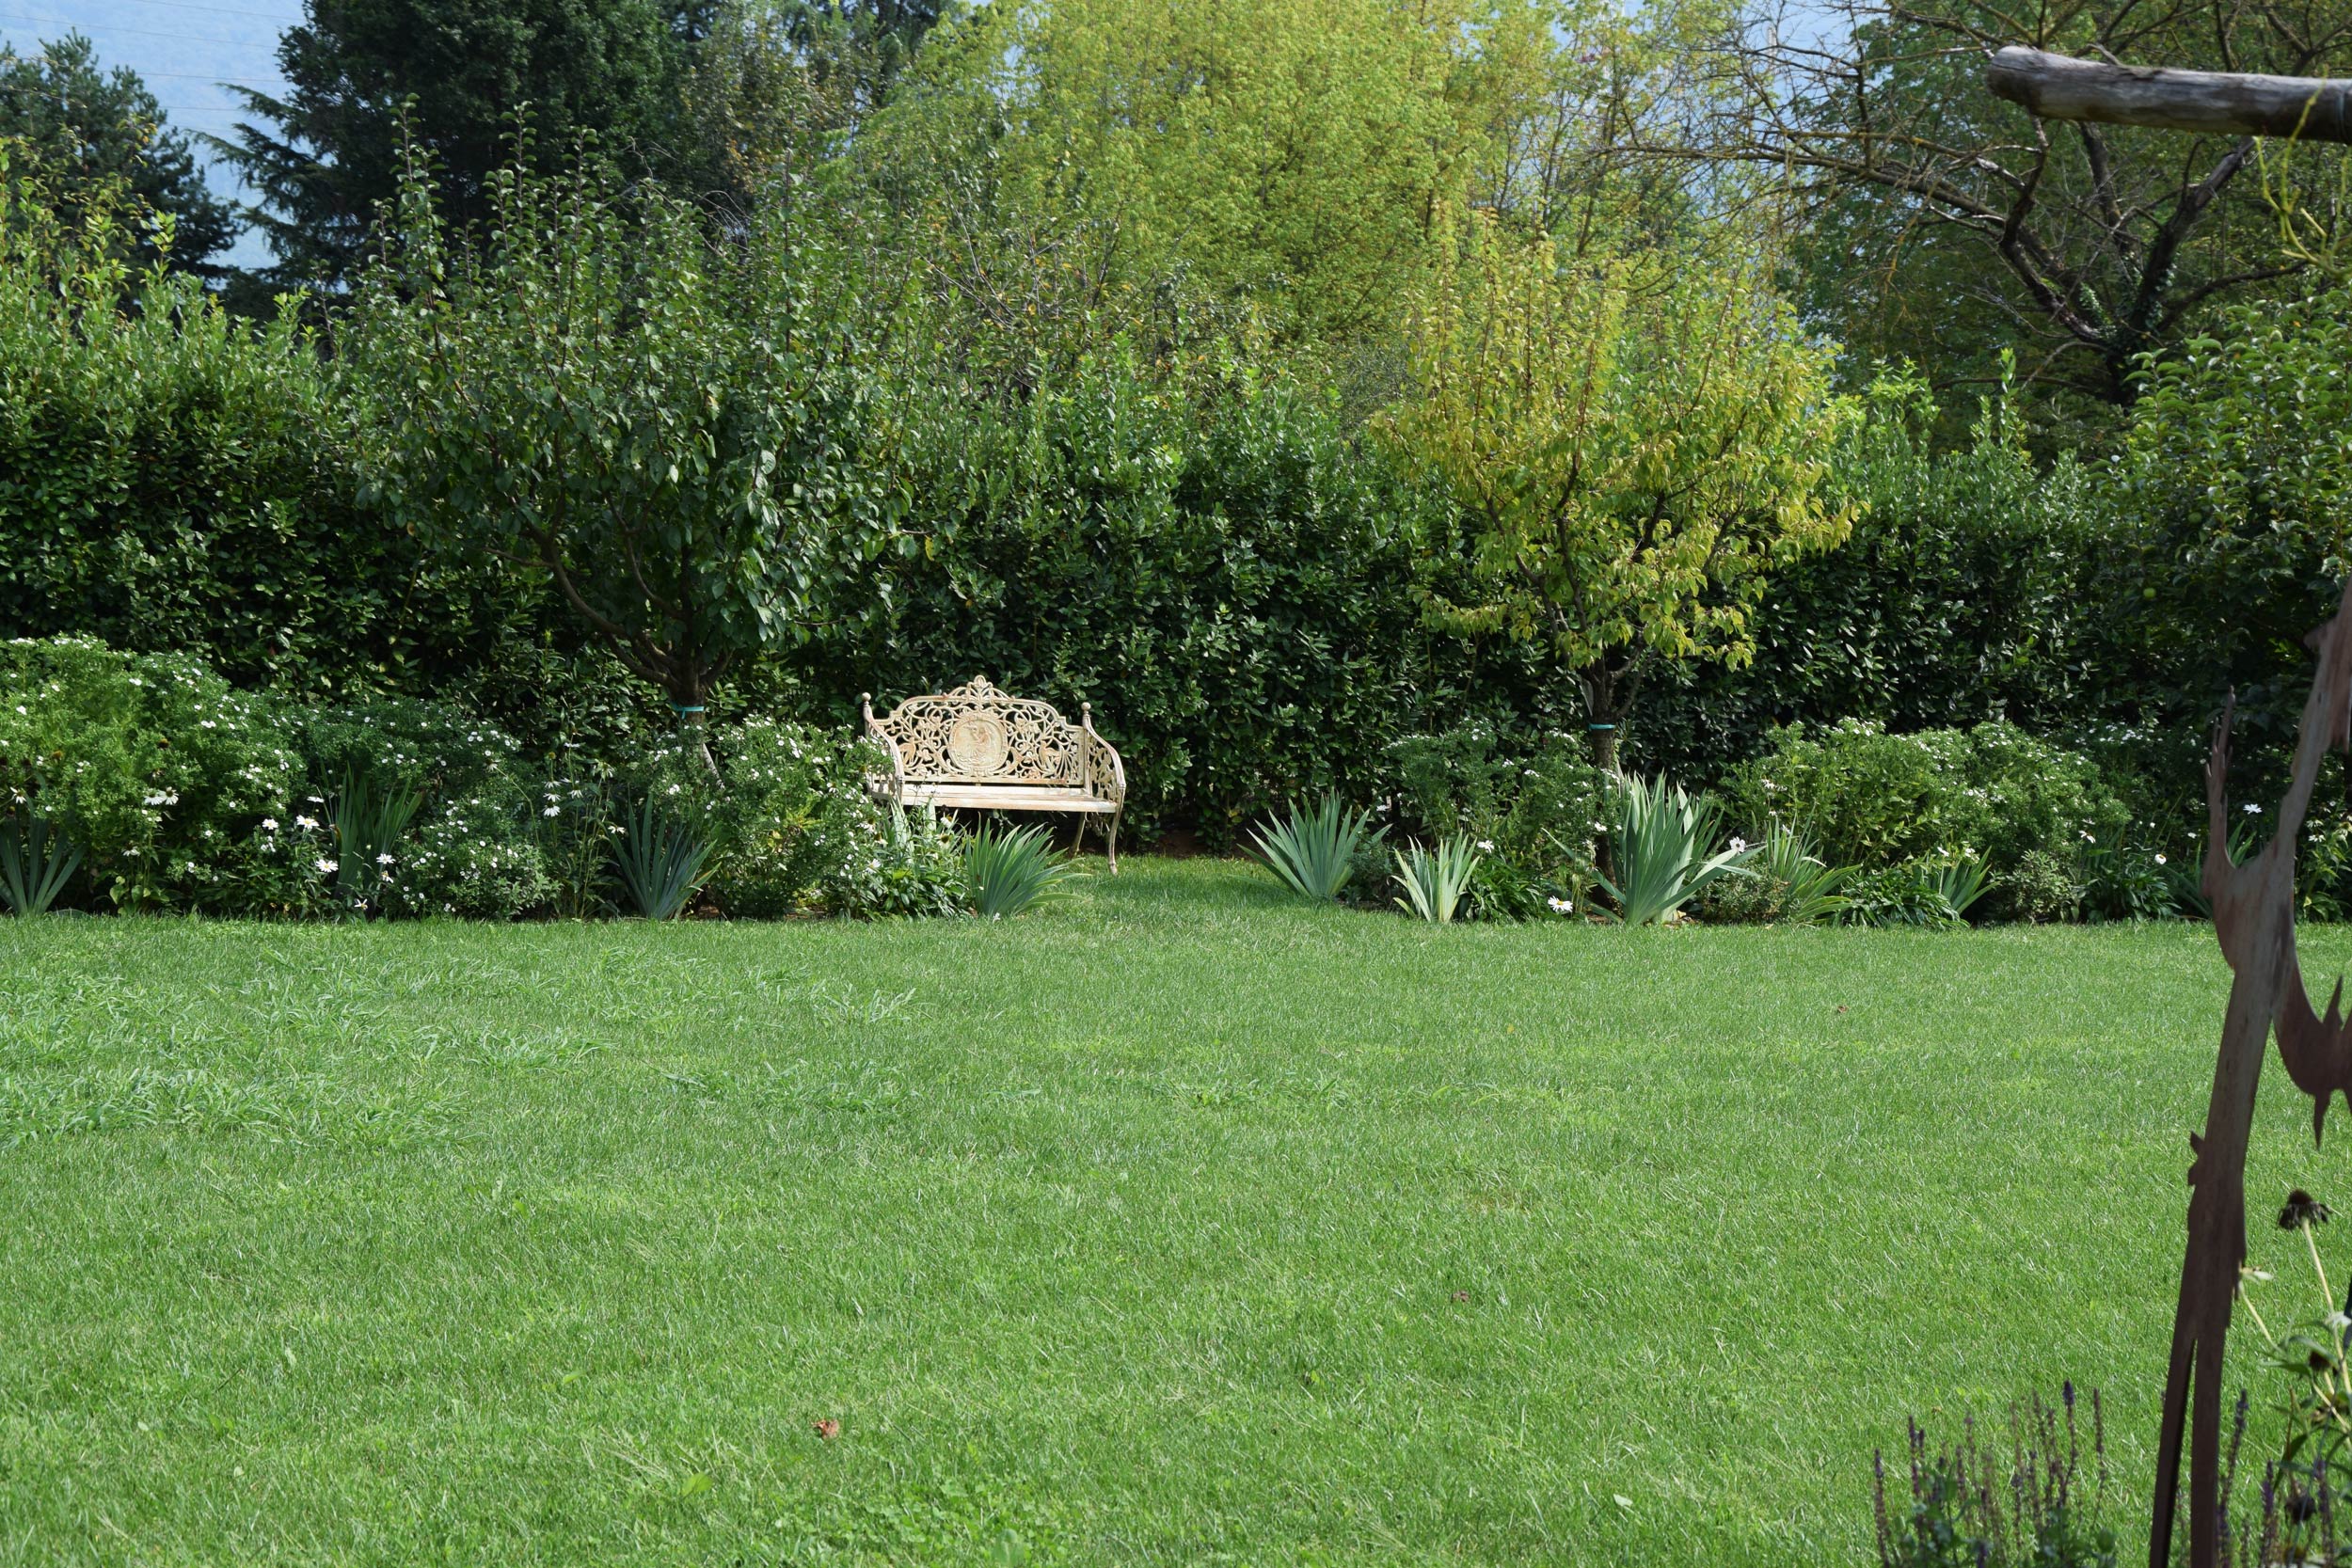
[0,13,250,45]
[117,0,299,21]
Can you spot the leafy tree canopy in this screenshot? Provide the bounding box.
[1381,208,1858,766]
[852,0,1709,358]
[214,0,713,290]
[342,147,898,754]
[0,33,236,276]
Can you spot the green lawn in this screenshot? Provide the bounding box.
[3,857,2341,1565]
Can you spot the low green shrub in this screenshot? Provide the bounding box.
[1597,775,1754,927]
[702,720,880,918]
[1385,723,1603,920]
[612,793,718,920]
[1692,854,1786,924]
[628,721,963,920]
[401,789,559,920]
[288,696,553,921]
[1725,720,2127,916]
[1840,855,1994,927]
[1392,837,1478,924]
[1250,796,1383,902]
[2004,848,2085,925]
[822,803,965,919]
[2077,824,2179,922]
[0,812,81,915]
[0,636,301,911]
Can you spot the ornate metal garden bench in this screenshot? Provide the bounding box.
[861,677,1127,871]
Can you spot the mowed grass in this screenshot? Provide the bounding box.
[3,858,2344,1566]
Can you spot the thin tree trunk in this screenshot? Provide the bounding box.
[672,672,718,778]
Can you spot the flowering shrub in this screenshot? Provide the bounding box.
[394,789,558,919]
[823,802,966,918]
[1385,722,1603,920]
[285,697,552,920]
[699,719,856,918]
[0,637,301,910]
[687,720,964,918]
[1724,721,2127,918]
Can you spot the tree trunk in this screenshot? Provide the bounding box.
[672,673,718,777]
[1986,47,2352,145]
[1581,665,1624,773]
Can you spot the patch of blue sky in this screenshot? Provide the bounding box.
[0,0,306,269]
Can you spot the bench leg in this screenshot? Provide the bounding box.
[1107,809,1120,875]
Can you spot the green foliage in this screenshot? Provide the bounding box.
[1386,721,1602,919]
[0,813,81,915]
[0,172,527,697]
[832,802,966,919]
[810,346,1546,840]
[1249,796,1383,902]
[1841,855,1994,927]
[1383,214,1856,760]
[1759,823,1851,927]
[216,0,707,290]
[1597,774,1753,927]
[701,719,886,918]
[0,34,235,274]
[2090,280,2352,806]
[291,695,532,804]
[326,769,422,918]
[612,795,717,920]
[1725,721,2127,896]
[684,0,948,208]
[531,778,616,920]
[962,820,1076,918]
[288,696,554,922]
[1698,821,1851,926]
[1392,836,1479,924]
[2076,826,2179,923]
[345,148,892,723]
[2004,849,2085,927]
[1639,376,2097,782]
[0,637,301,911]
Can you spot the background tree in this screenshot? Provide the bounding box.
[214,0,713,290]
[342,150,894,751]
[1677,0,2352,433]
[851,0,1708,364]
[0,34,236,276]
[1381,210,1856,767]
[684,0,953,213]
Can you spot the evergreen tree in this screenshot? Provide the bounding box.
[213,0,712,290]
[0,34,237,276]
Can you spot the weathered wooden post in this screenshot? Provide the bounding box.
[1983,53,2352,1566]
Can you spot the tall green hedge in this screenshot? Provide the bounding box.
[796,347,1562,842]
[0,186,538,698]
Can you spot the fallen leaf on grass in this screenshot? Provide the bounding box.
[813,1418,841,1439]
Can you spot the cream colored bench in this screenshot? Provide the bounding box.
[861,677,1128,871]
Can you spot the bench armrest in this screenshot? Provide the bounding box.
[1082,721,1125,805]
[859,692,907,802]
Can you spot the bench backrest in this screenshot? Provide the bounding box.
[867,676,1087,787]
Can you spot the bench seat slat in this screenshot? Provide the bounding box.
[900,784,1119,812]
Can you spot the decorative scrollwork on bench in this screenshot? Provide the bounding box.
[859,676,1127,870]
[884,677,1082,786]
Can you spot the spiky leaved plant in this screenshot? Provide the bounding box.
[1249,795,1382,901]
